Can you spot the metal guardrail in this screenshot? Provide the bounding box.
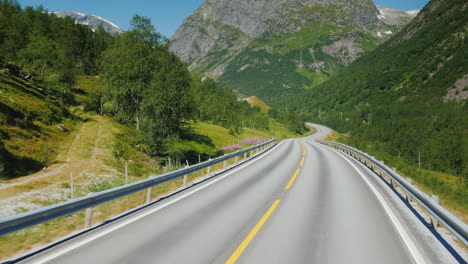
[0,139,275,236]
[319,140,468,247]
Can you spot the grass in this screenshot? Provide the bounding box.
[73,75,106,104]
[174,119,301,163]
[0,73,77,179]
[241,96,271,113]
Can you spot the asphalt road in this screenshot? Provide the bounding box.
[15,124,455,264]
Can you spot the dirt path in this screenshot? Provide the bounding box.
[0,165,67,191]
[66,125,84,163]
[0,123,88,191]
[91,125,102,161]
[0,114,120,217]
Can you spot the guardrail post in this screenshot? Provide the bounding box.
[244,152,247,160]
[206,166,211,176]
[70,173,75,199]
[405,193,412,203]
[146,187,152,203]
[183,163,189,186]
[223,160,227,170]
[430,195,440,228]
[85,207,93,228]
[235,156,238,165]
[183,174,188,186]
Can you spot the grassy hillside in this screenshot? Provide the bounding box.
[0,72,78,178]
[241,96,271,113]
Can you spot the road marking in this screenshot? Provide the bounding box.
[323,144,427,264]
[226,200,281,264]
[300,142,306,156]
[285,168,300,190]
[30,142,285,264]
[299,157,305,166]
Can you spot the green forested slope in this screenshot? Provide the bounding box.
[284,0,467,178]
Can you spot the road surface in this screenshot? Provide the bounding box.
[14,124,457,264]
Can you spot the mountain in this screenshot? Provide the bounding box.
[376,6,419,28]
[55,11,122,34]
[290,0,467,176]
[170,0,414,104]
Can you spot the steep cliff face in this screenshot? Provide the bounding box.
[170,0,412,102]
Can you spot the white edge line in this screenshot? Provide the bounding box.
[32,142,284,264]
[320,143,427,264]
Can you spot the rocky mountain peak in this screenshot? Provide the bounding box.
[170,0,416,103]
[55,11,122,34]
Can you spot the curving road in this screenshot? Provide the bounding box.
[14,124,456,264]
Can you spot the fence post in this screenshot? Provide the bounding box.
[70,173,75,199]
[183,161,189,186]
[85,207,93,228]
[430,195,440,228]
[125,161,129,185]
[405,193,412,203]
[146,187,152,203]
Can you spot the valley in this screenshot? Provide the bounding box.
[0,0,466,262]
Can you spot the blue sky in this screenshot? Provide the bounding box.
[17,0,430,38]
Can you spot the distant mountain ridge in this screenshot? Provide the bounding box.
[55,11,122,34]
[376,6,420,27]
[170,0,417,104]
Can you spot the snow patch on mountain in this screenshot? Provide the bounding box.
[376,6,420,26]
[55,11,122,34]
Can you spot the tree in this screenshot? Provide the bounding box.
[100,15,193,154]
[18,33,57,77]
[100,15,163,130]
[140,51,194,153]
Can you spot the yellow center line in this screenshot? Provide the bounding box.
[299,156,305,166]
[300,142,306,161]
[284,168,301,190]
[226,200,281,264]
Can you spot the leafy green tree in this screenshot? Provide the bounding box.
[18,32,57,77]
[100,15,162,130]
[140,50,194,153]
